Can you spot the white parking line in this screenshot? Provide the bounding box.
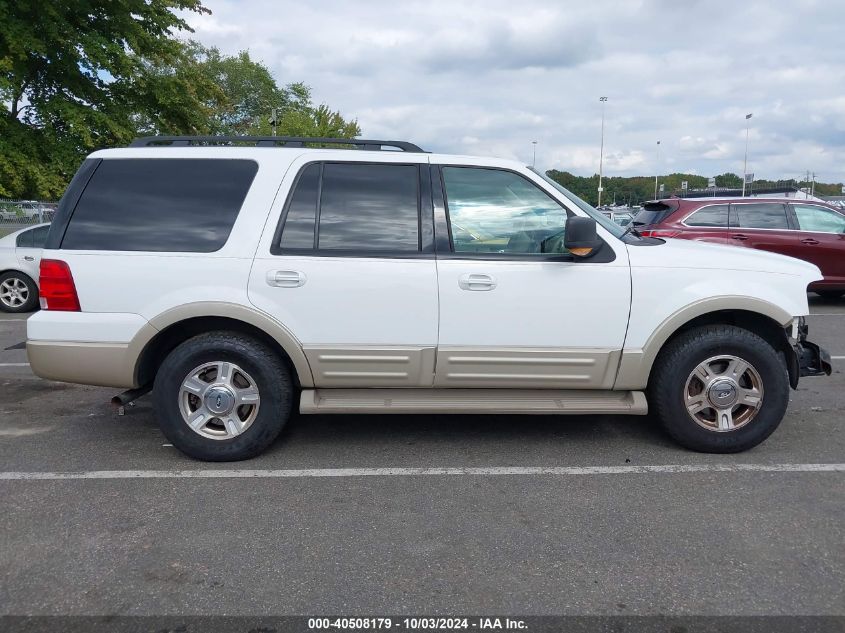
[0,463,843,481]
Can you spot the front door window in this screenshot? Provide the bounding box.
[793,205,845,234]
[441,167,569,255]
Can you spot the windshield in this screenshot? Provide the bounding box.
[528,167,626,238]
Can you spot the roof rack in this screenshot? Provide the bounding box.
[129,136,425,152]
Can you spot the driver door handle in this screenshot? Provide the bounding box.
[801,238,820,245]
[731,234,749,241]
[459,273,497,291]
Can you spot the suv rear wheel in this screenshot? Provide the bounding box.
[153,331,293,461]
[649,325,789,453]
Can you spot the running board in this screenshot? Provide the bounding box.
[299,389,648,415]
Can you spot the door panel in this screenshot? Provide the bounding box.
[14,225,49,282]
[791,204,845,286]
[15,247,41,281]
[434,165,631,389]
[435,259,630,388]
[728,202,799,257]
[249,256,438,348]
[248,157,438,388]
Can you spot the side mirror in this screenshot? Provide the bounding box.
[563,216,603,258]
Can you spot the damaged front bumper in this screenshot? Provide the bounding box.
[796,339,832,378]
[788,317,832,386]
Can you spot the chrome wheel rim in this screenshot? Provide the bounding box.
[179,361,261,440]
[0,278,29,308]
[684,355,764,432]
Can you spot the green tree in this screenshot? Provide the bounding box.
[247,84,361,139]
[186,43,287,135]
[130,43,360,139]
[0,0,212,198]
[714,172,743,188]
[182,44,361,139]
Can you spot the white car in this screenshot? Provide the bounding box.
[16,201,55,222]
[26,136,831,461]
[600,209,634,226]
[0,223,49,313]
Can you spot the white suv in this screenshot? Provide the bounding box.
[27,136,831,461]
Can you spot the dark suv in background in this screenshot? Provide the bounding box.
[632,198,845,299]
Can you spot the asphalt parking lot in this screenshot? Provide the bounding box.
[0,298,843,617]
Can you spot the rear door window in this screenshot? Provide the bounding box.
[275,162,421,254]
[318,163,419,251]
[15,226,49,248]
[30,225,50,247]
[685,205,729,227]
[61,159,258,252]
[731,203,789,230]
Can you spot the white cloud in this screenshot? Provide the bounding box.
[184,0,845,182]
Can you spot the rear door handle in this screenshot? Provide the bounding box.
[267,270,306,288]
[458,273,497,291]
[731,234,749,241]
[23,256,35,261]
[801,238,820,245]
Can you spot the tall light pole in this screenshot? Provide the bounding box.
[742,113,753,197]
[597,97,607,207]
[654,140,661,199]
[531,140,537,168]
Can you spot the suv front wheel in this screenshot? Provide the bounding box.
[649,325,789,453]
[153,331,294,461]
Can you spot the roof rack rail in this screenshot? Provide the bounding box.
[129,136,425,152]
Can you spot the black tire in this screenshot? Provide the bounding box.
[0,271,39,313]
[649,325,789,453]
[153,331,293,461]
[815,290,844,300]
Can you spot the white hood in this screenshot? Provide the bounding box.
[627,237,822,282]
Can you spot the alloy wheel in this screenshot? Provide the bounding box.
[683,354,764,432]
[178,361,261,440]
[0,277,29,309]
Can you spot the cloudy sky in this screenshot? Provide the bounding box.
[184,0,845,182]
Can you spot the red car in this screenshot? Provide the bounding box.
[632,197,845,299]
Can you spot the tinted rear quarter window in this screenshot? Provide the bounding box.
[685,204,729,227]
[61,159,258,252]
[16,229,34,248]
[732,203,788,229]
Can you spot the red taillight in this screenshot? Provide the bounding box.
[640,229,682,238]
[39,259,80,311]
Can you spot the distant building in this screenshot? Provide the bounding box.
[660,186,827,203]
[819,195,845,209]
